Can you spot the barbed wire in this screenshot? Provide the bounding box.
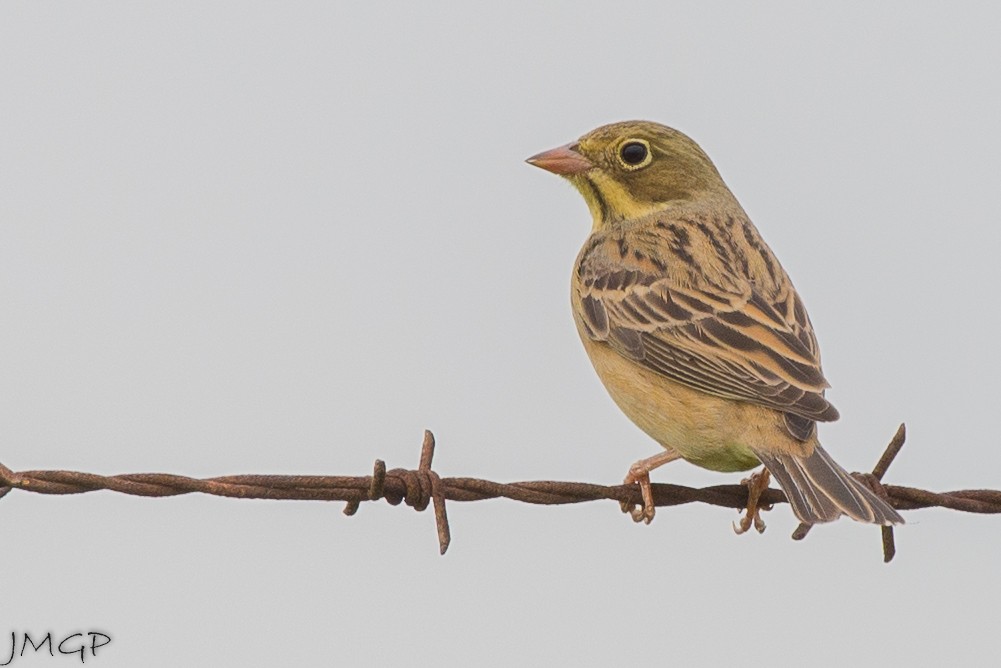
[1,424,998,562]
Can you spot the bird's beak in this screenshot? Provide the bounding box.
[525,143,593,176]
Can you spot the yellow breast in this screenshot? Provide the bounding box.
[579,331,767,471]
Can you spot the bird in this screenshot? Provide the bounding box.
[526,120,903,532]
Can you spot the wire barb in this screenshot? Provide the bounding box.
[0,423,998,561]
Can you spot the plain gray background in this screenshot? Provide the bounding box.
[2,2,999,666]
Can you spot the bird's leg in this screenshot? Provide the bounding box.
[621,448,682,525]
[733,468,772,535]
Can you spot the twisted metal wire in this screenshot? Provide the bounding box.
[1,425,997,561]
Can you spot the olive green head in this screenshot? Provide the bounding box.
[527,120,729,227]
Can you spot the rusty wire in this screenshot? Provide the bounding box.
[1,424,999,561]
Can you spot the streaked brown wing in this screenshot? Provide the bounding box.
[577,267,839,427]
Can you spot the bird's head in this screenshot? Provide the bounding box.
[527,121,728,229]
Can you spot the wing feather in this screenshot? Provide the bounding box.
[576,234,839,429]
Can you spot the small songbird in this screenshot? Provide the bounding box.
[527,121,903,531]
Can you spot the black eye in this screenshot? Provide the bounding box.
[620,141,648,166]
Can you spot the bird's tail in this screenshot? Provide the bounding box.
[752,444,904,525]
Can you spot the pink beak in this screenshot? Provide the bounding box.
[526,143,593,175]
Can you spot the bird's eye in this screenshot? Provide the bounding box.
[618,140,651,169]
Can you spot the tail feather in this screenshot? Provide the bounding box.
[761,450,841,522]
[752,444,904,526]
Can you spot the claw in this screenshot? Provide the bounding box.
[622,464,656,523]
[620,470,660,520]
[620,449,682,525]
[734,469,772,535]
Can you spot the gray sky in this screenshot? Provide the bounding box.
[2,2,999,666]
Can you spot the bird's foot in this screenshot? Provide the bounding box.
[621,463,657,524]
[619,449,682,525]
[733,468,772,535]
